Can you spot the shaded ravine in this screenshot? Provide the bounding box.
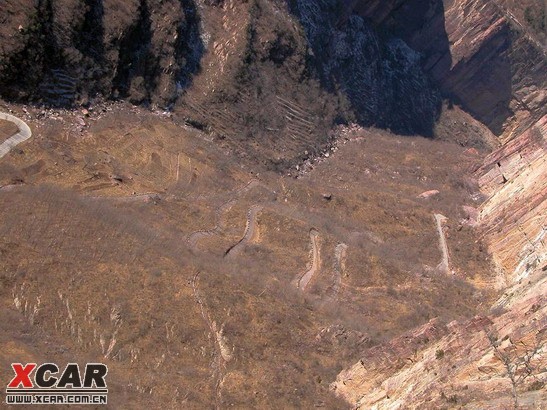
[0,112,32,159]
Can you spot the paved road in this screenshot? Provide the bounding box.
[296,229,321,290]
[331,243,348,296]
[225,205,262,257]
[434,213,450,273]
[0,112,32,159]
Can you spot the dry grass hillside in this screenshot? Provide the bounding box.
[0,100,500,408]
[0,1,544,407]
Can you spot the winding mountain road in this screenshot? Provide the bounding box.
[187,198,237,250]
[434,213,450,273]
[0,112,32,159]
[293,229,321,290]
[224,205,262,257]
[330,243,348,297]
[187,179,262,250]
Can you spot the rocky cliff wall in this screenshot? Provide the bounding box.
[0,0,203,107]
[478,115,546,286]
[353,0,547,140]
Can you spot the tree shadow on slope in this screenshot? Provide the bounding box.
[441,26,515,136]
[175,0,206,93]
[111,0,155,103]
[0,0,64,102]
[0,0,205,108]
[74,0,106,99]
[112,0,205,106]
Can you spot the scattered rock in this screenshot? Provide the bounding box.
[322,193,332,201]
[461,206,479,226]
[418,190,440,199]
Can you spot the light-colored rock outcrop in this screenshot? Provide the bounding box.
[331,280,545,409]
[478,115,546,285]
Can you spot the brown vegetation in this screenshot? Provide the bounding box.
[0,101,501,407]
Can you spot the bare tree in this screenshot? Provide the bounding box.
[485,328,545,409]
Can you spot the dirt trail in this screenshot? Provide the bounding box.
[187,198,237,250]
[0,112,32,159]
[224,205,262,257]
[187,179,260,250]
[293,229,321,290]
[329,243,348,297]
[88,192,161,202]
[191,272,231,407]
[434,213,450,273]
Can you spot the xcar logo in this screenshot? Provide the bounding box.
[8,364,36,388]
[5,363,108,405]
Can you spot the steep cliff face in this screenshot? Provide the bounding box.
[0,0,203,107]
[354,0,547,140]
[287,0,441,136]
[331,286,546,409]
[478,115,546,285]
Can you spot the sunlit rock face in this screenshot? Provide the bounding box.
[478,115,546,286]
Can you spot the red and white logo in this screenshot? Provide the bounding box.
[8,363,37,388]
[5,363,108,405]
